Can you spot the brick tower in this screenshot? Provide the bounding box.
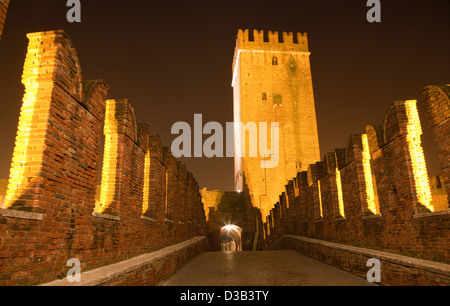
[232,29,321,219]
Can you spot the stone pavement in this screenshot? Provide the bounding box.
[161,251,375,286]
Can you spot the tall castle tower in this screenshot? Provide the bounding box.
[232,29,321,219]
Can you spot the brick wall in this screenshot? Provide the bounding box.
[420,85,450,204]
[42,237,208,286]
[0,0,10,40]
[265,95,450,264]
[0,30,207,286]
[272,235,450,286]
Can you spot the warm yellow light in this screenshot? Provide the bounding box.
[404,100,433,212]
[223,224,240,233]
[3,99,36,208]
[362,134,379,215]
[224,225,234,232]
[142,150,151,215]
[97,101,119,214]
[335,154,345,218]
[3,38,45,209]
[318,180,323,218]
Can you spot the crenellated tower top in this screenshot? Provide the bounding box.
[232,29,310,83]
[235,29,309,52]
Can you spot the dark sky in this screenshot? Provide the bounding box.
[0,0,449,191]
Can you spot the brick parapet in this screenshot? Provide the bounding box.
[265,97,450,264]
[0,30,207,286]
[41,236,208,286]
[271,235,450,286]
[420,85,450,206]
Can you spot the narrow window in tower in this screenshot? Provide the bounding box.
[273,94,282,106]
[262,92,267,101]
[272,56,278,65]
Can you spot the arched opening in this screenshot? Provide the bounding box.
[272,56,278,66]
[220,225,242,252]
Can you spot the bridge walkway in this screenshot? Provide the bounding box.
[162,251,374,286]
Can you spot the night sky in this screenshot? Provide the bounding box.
[0,0,448,191]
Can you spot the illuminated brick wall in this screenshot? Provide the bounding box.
[420,85,450,208]
[0,0,10,40]
[232,29,321,219]
[265,98,450,264]
[0,30,207,286]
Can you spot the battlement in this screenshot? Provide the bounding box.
[264,90,450,265]
[232,29,310,84]
[236,29,309,52]
[0,30,208,286]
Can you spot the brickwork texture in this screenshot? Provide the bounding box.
[265,90,450,265]
[233,29,321,219]
[272,235,450,286]
[0,30,208,286]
